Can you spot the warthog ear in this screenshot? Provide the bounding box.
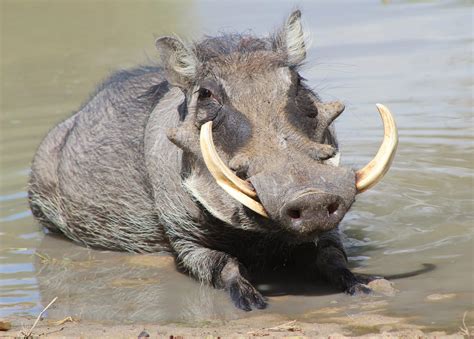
[156,36,199,88]
[275,10,307,66]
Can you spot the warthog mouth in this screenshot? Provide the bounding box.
[199,103,398,218]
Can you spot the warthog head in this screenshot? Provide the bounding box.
[159,11,397,242]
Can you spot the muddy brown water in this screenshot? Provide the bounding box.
[1,0,472,334]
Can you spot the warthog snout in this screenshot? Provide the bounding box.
[247,164,357,238]
[280,192,345,234]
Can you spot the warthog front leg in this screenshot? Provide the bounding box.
[314,230,375,295]
[292,230,377,294]
[220,259,267,311]
[173,240,267,311]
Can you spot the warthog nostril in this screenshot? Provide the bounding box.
[327,202,339,215]
[287,209,301,219]
[280,192,345,233]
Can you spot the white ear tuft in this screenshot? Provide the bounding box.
[172,45,197,78]
[285,10,307,66]
[156,37,198,87]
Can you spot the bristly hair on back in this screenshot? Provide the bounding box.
[194,33,273,62]
[193,10,307,68]
[155,10,308,88]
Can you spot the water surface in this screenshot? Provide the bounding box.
[1,0,472,333]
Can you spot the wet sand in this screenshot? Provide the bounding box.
[1,314,468,338]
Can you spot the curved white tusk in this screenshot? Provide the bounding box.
[200,121,256,197]
[218,183,269,218]
[200,121,269,217]
[355,104,398,193]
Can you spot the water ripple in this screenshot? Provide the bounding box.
[0,191,28,202]
[383,235,469,255]
[0,210,32,222]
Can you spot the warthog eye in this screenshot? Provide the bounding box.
[195,86,223,123]
[198,88,213,100]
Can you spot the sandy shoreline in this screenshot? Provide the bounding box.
[1,313,468,338]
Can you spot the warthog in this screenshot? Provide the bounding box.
[28,11,397,311]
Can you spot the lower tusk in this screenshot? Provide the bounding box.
[355,104,398,193]
[217,181,269,217]
[200,121,256,198]
[200,121,269,217]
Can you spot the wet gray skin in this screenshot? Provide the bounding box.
[27,11,369,311]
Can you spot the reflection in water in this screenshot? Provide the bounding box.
[1,0,472,332]
[31,235,402,325]
[33,235,336,324]
[34,236,238,323]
